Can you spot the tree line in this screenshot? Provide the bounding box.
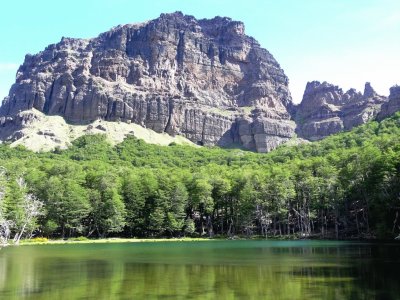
[1,112,400,242]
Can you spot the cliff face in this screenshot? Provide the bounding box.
[0,12,295,152]
[295,81,388,140]
[1,12,399,151]
[377,85,400,121]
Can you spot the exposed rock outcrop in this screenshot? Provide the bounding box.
[0,12,295,152]
[0,109,195,151]
[377,85,400,120]
[295,81,387,140]
[1,12,398,150]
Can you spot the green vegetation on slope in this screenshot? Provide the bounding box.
[1,112,400,241]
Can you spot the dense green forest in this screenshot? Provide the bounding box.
[1,113,400,242]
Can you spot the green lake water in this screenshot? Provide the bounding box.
[0,240,399,299]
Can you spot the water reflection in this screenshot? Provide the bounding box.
[0,241,399,299]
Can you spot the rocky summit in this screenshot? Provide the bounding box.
[0,12,295,152]
[295,81,388,141]
[0,12,399,152]
[377,85,400,121]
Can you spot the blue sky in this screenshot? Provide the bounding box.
[0,0,399,103]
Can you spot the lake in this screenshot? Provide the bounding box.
[0,240,399,299]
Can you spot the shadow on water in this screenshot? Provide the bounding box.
[0,240,399,299]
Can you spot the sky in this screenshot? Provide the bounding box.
[0,0,399,103]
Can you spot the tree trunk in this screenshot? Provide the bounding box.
[227,218,234,237]
[392,211,399,234]
[207,215,214,238]
[279,222,282,236]
[355,212,360,235]
[13,222,28,245]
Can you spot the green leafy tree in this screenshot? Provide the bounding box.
[86,172,126,237]
[40,176,90,237]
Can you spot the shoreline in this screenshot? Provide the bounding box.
[18,237,215,246]
[8,236,399,247]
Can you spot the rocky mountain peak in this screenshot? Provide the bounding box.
[304,80,339,93]
[302,81,344,107]
[295,81,388,140]
[377,85,400,120]
[389,85,400,98]
[0,12,295,152]
[1,13,399,152]
[363,82,377,98]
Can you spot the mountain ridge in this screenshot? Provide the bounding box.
[0,12,399,152]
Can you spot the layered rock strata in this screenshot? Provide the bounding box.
[0,12,295,152]
[2,12,398,150]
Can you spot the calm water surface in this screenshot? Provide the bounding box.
[0,240,399,299]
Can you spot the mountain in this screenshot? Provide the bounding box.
[0,12,399,152]
[295,81,388,140]
[0,11,400,240]
[0,12,295,152]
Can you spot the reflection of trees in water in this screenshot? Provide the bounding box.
[0,256,7,292]
[0,244,399,299]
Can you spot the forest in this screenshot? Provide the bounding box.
[1,112,400,243]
